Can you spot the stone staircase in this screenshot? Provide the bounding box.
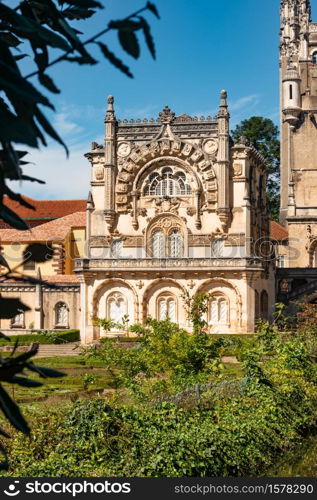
[34,343,81,358]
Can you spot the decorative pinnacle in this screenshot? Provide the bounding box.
[218,90,229,118]
[220,90,228,107]
[105,94,115,121]
[158,105,175,124]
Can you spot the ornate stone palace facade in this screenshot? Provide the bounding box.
[74,91,273,342]
[2,0,317,341]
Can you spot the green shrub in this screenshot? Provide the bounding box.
[0,330,79,346]
[2,328,317,477]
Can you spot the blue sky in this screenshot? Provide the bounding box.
[10,0,317,200]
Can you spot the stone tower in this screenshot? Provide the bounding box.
[280,0,317,267]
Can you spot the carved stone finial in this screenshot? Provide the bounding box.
[218,90,229,118]
[105,94,115,121]
[239,135,248,146]
[220,90,228,106]
[158,105,175,124]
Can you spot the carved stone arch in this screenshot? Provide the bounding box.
[133,156,202,193]
[145,213,188,257]
[116,138,218,214]
[92,279,138,337]
[142,278,187,324]
[196,278,243,327]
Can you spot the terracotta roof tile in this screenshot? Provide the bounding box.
[270,221,288,241]
[0,211,86,243]
[2,195,86,221]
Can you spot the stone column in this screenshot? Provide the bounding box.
[34,268,43,330]
[217,90,231,231]
[86,191,94,259]
[79,275,94,344]
[104,95,117,232]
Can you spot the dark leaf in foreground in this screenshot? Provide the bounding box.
[0,385,30,434]
[138,16,156,59]
[26,363,66,379]
[38,73,60,94]
[146,2,160,19]
[97,42,133,78]
[59,0,103,9]
[63,7,96,20]
[118,29,140,59]
[20,174,45,184]
[23,243,54,263]
[0,205,29,230]
[0,298,30,319]
[10,376,43,388]
[0,255,10,271]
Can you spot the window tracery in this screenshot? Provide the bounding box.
[107,292,127,324]
[55,302,69,328]
[144,167,191,197]
[209,295,229,325]
[11,311,24,328]
[157,294,177,322]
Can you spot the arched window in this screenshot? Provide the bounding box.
[55,302,69,328]
[260,290,269,320]
[157,294,177,322]
[144,167,191,197]
[152,231,165,258]
[110,240,123,259]
[169,230,184,258]
[211,239,224,258]
[107,292,127,324]
[11,311,24,328]
[209,296,229,325]
[312,51,317,64]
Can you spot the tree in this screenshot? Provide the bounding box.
[231,117,280,221]
[0,0,159,466]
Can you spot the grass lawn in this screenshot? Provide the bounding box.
[2,355,117,407]
[1,351,243,410]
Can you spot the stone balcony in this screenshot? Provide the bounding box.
[74,257,264,273]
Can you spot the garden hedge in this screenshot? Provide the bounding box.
[0,330,80,346]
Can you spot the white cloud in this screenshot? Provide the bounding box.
[53,111,83,136]
[229,94,260,111]
[9,142,90,200]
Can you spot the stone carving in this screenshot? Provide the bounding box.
[155,197,180,215]
[182,143,192,156]
[188,234,211,246]
[117,142,131,157]
[279,279,289,294]
[186,207,196,216]
[95,167,104,181]
[159,106,175,124]
[203,139,218,155]
[89,236,111,247]
[233,163,243,177]
[123,236,144,247]
[137,208,147,217]
[115,139,217,213]
[224,234,245,247]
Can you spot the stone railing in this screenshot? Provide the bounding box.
[74,257,264,272]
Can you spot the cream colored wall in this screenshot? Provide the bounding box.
[0,242,55,275]
[0,287,80,331]
[80,272,266,343]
